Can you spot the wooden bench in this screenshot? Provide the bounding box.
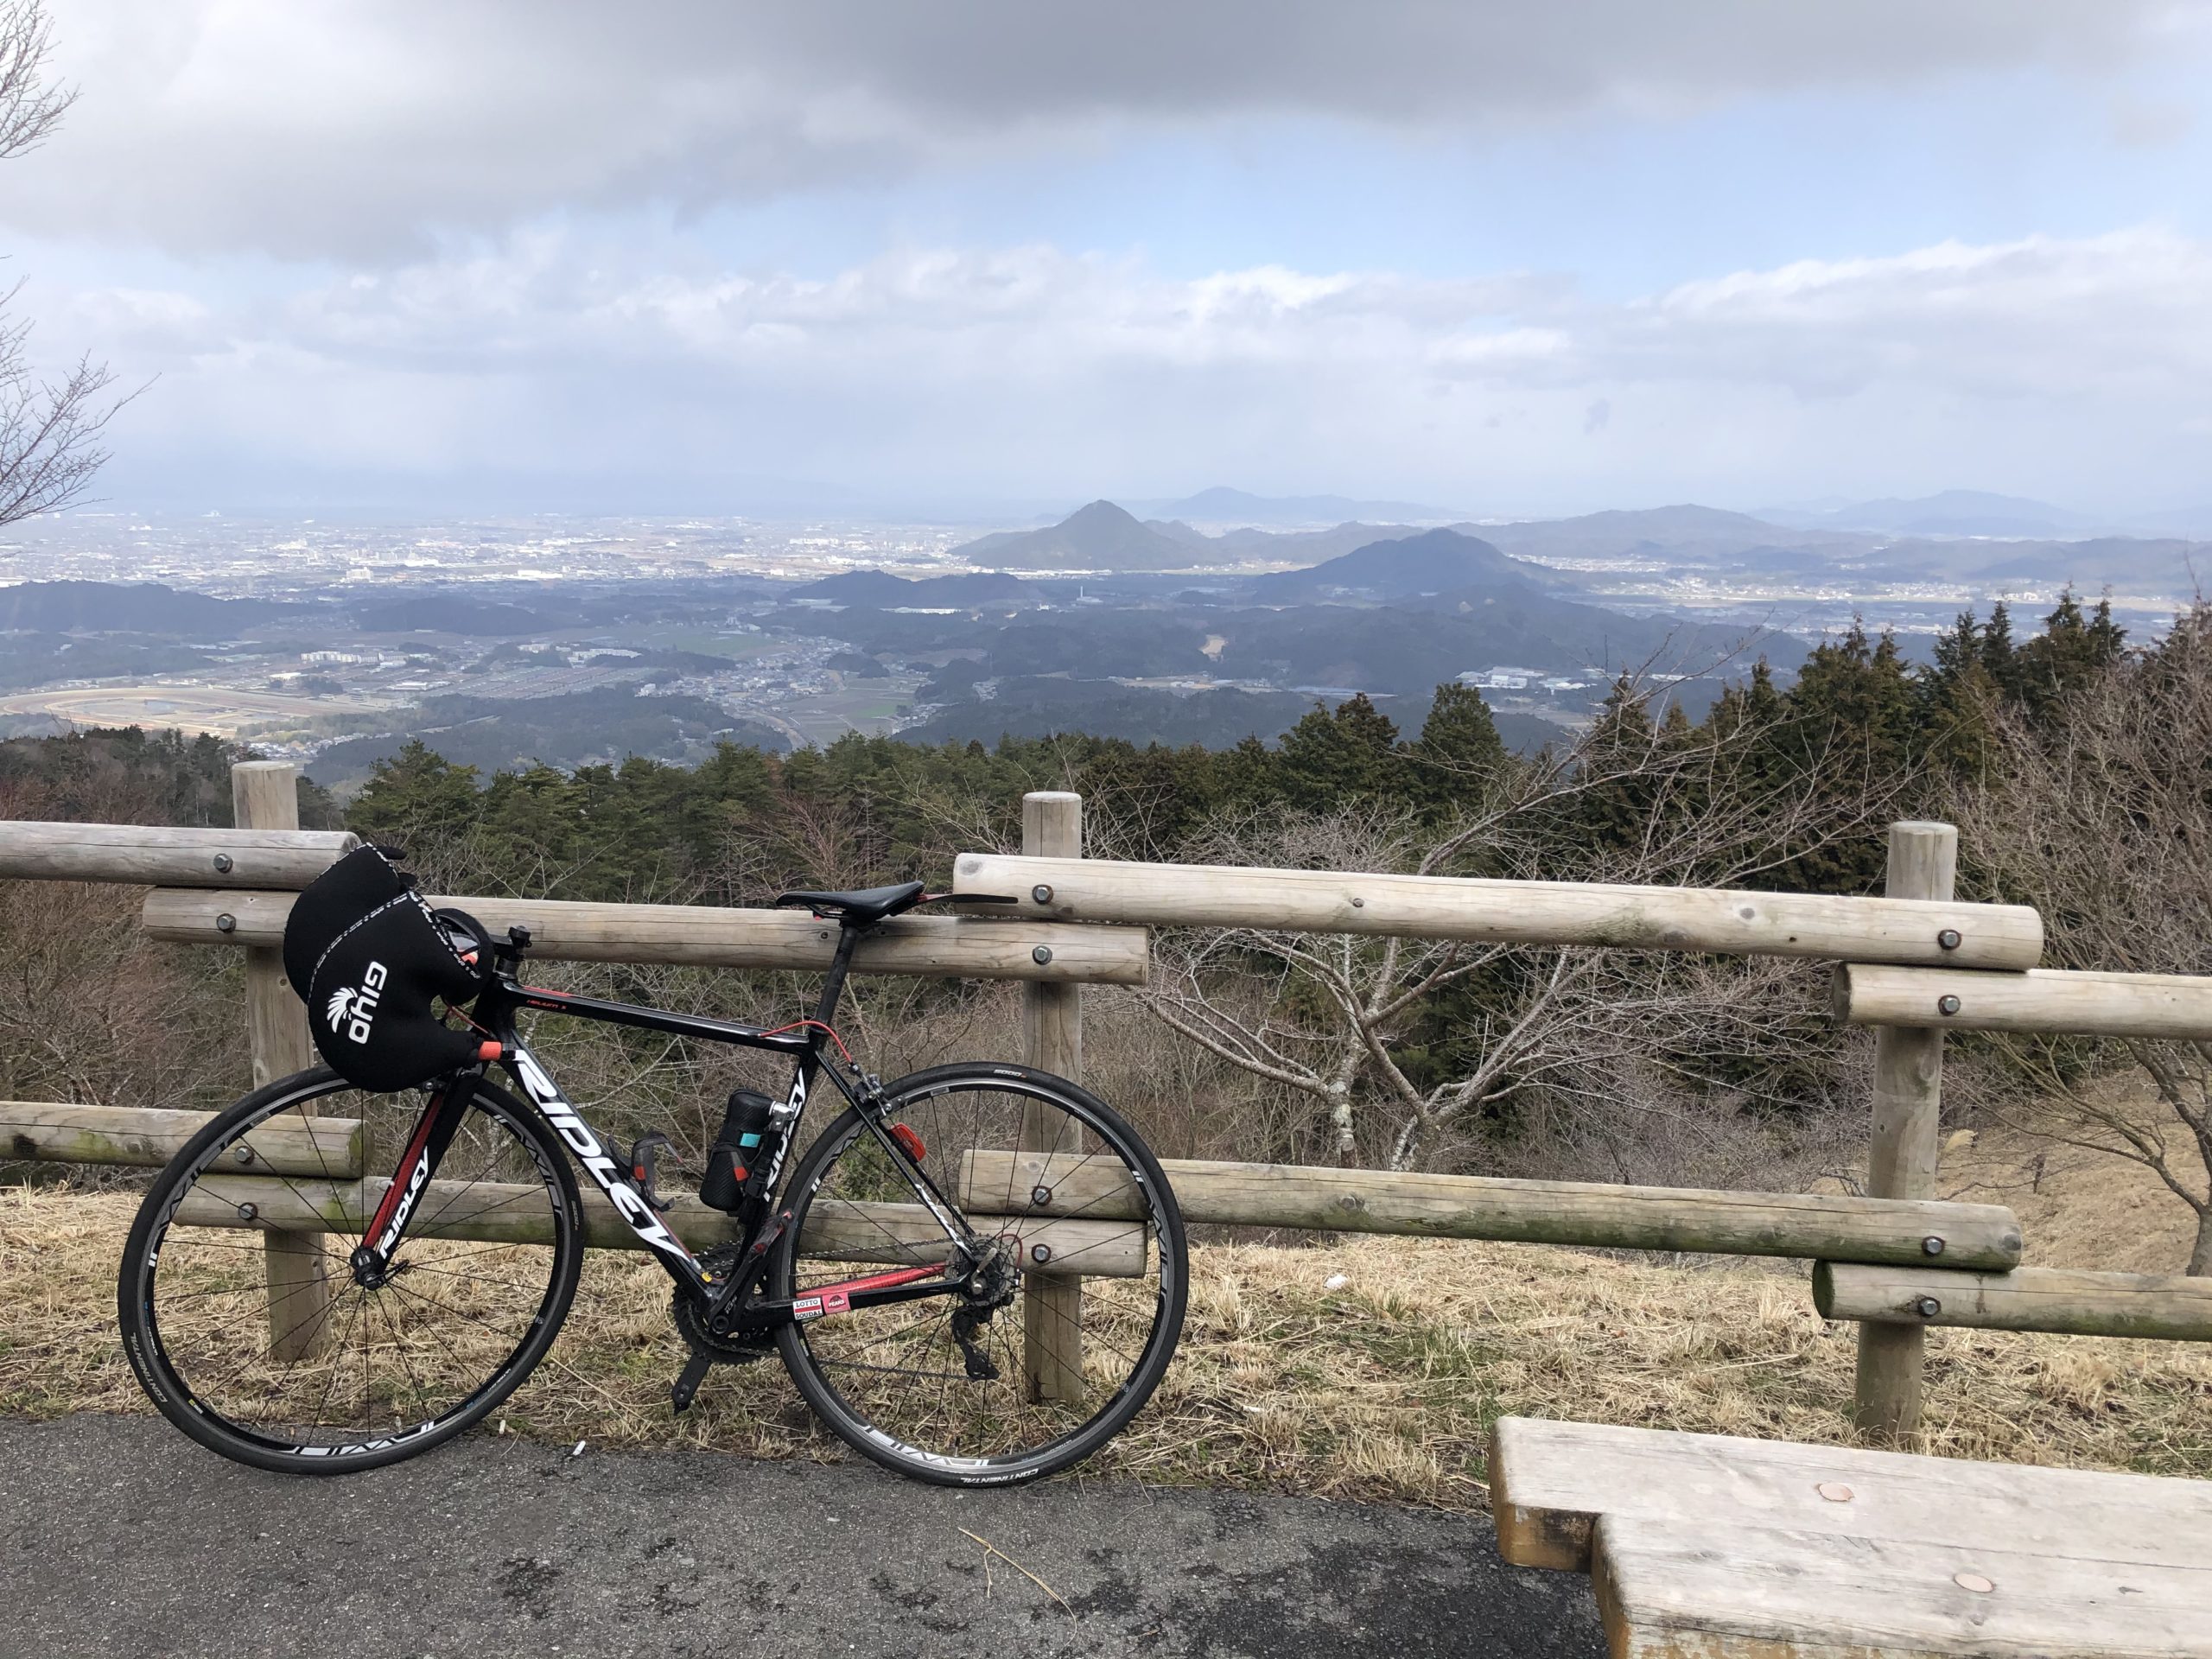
[1490,1416,2212,1657]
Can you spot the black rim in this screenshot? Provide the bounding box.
[128,1077,574,1460]
[779,1071,1185,1478]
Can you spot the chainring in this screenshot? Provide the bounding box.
[672,1245,774,1363]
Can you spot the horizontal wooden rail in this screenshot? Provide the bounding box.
[143,888,1150,985]
[170,1173,1139,1275]
[2,1102,363,1177]
[0,821,357,888]
[1815,1261,2212,1341]
[1835,963,2212,1040]
[14,1102,2020,1272]
[960,1151,2024,1268]
[954,854,2044,969]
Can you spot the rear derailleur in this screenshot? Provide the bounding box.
[949,1235,1021,1383]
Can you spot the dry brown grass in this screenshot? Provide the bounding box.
[1940,1094,2209,1276]
[7,1180,2208,1510]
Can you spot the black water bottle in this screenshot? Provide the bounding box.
[698,1089,776,1213]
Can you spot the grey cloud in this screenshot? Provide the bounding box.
[4,0,2181,259]
[50,226,2212,510]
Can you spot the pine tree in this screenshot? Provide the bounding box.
[1916,607,2003,772]
[1977,601,2024,702]
[1574,677,1660,854]
[346,739,482,866]
[1275,694,1403,809]
[1411,681,1504,810]
[2016,587,2127,721]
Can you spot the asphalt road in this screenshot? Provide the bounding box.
[0,1413,1604,1659]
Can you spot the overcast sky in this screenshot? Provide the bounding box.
[9,1,2212,518]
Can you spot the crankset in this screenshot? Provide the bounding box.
[669,1246,773,1414]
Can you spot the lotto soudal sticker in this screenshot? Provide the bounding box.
[792,1295,823,1321]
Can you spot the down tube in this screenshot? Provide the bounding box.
[504,1042,705,1286]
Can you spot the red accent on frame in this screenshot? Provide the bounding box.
[364,1094,443,1245]
[889,1122,927,1162]
[477,1039,503,1061]
[806,1263,942,1301]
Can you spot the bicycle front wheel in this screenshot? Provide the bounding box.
[118,1066,583,1473]
[772,1062,1186,1486]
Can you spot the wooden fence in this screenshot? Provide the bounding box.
[4,764,2209,1436]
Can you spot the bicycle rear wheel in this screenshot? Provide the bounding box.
[118,1066,582,1473]
[771,1062,1186,1486]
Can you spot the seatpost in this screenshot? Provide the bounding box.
[811,919,864,1027]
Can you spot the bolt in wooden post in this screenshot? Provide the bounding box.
[1020,791,1085,1403]
[233,760,331,1362]
[1853,820,1957,1442]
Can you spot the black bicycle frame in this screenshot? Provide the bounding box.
[359,924,975,1332]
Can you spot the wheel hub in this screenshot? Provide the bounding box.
[957,1236,1021,1312]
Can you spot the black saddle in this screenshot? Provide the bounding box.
[773,880,927,926]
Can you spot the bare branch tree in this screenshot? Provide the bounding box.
[1144,678,1904,1172]
[0,0,72,161]
[0,0,124,529]
[1948,603,2212,1273]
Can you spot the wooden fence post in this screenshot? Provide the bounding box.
[1020,791,1085,1402]
[232,760,330,1361]
[1853,820,1957,1441]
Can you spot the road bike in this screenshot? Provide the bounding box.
[118,847,1187,1486]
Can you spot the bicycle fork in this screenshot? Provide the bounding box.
[351,1067,484,1287]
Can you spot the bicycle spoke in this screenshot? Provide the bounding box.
[127,1075,575,1465]
[779,1071,1184,1480]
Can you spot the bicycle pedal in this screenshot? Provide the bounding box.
[626,1132,673,1211]
[671,1347,715,1414]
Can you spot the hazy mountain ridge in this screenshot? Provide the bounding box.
[791,569,1038,608]
[0,580,273,635]
[949,500,1211,571]
[306,685,790,788]
[1758,489,2212,543]
[1249,527,1563,601]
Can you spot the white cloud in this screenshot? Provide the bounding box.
[49,225,2212,511]
[2,0,2183,259]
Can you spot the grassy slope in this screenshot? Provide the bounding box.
[6,1135,2207,1509]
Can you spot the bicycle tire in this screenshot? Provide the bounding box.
[118,1065,584,1475]
[770,1061,1186,1487]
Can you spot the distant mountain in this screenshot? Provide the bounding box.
[0,634,218,693]
[353,596,556,635]
[1132,486,1464,526]
[902,678,1319,749]
[2134,505,2212,539]
[1209,521,1431,563]
[1251,529,1555,601]
[791,569,1036,608]
[1762,491,2099,539]
[904,677,1566,754]
[951,500,1210,572]
[1477,505,1836,563]
[1927,536,2209,593]
[306,685,789,788]
[0,580,267,635]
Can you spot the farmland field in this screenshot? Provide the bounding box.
[0,682,389,738]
